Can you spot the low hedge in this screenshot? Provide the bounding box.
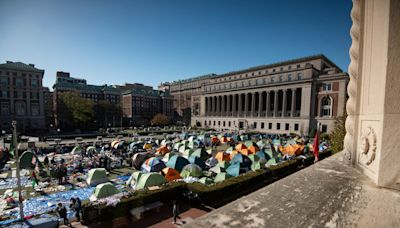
[82,150,332,225]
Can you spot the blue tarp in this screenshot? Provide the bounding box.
[0,176,31,190]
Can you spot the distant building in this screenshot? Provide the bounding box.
[0,61,46,133]
[158,82,171,92]
[169,55,348,134]
[122,84,174,126]
[53,71,121,130]
[43,87,54,128]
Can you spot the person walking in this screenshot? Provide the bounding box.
[57,203,69,226]
[172,201,184,224]
[70,198,81,222]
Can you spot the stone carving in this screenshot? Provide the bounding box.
[344,0,361,164]
[360,127,377,166]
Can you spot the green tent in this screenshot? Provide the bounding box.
[135,173,166,190]
[256,141,267,149]
[87,168,108,186]
[183,149,195,158]
[266,158,277,165]
[225,147,235,153]
[179,145,189,153]
[90,182,119,201]
[248,154,260,163]
[191,148,209,161]
[244,140,257,148]
[209,165,223,174]
[161,152,178,163]
[173,142,183,151]
[198,177,214,185]
[166,155,190,172]
[251,161,262,171]
[19,151,36,170]
[264,148,274,160]
[87,146,96,154]
[187,141,198,149]
[214,172,232,183]
[71,145,83,155]
[126,171,143,186]
[181,164,203,178]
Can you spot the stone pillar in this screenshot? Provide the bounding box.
[251,93,256,117]
[221,96,225,116]
[300,86,311,118]
[244,94,249,117]
[291,89,296,117]
[274,90,279,117]
[266,91,270,117]
[282,89,287,117]
[238,94,242,117]
[344,0,400,190]
[232,94,236,116]
[258,93,263,117]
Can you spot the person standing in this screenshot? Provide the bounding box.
[70,198,81,222]
[57,203,69,226]
[172,201,184,224]
[31,170,38,189]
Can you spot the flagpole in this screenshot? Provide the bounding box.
[12,120,24,221]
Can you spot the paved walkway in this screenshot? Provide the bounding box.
[185,152,400,228]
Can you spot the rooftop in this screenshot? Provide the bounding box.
[0,61,44,73]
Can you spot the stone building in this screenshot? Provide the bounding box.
[170,55,348,134]
[43,87,54,128]
[122,84,174,126]
[0,61,46,133]
[53,71,121,129]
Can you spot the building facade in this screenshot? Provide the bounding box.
[53,71,121,129]
[122,84,174,126]
[0,61,46,133]
[170,55,348,134]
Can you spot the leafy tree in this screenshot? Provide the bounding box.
[93,101,122,127]
[151,113,170,126]
[329,114,347,153]
[59,92,94,126]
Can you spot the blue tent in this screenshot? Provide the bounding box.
[188,156,206,170]
[141,157,166,173]
[129,142,144,151]
[166,155,190,172]
[231,153,252,167]
[226,162,250,177]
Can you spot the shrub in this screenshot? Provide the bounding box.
[329,115,346,153]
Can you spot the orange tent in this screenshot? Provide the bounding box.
[279,144,305,156]
[156,146,169,155]
[235,143,247,151]
[240,148,255,156]
[229,150,239,160]
[111,140,119,149]
[215,152,231,162]
[211,137,220,144]
[248,145,259,153]
[220,137,229,144]
[162,167,181,181]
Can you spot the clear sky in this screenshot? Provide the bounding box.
[0,0,352,90]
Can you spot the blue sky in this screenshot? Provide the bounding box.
[0,0,352,90]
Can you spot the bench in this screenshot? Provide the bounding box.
[129,201,164,220]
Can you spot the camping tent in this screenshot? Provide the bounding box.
[86,146,97,154]
[198,177,213,185]
[166,155,190,172]
[191,148,209,161]
[156,146,169,155]
[162,167,181,181]
[209,165,223,174]
[141,157,166,172]
[19,151,36,169]
[231,154,252,167]
[217,161,230,169]
[181,164,203,178]
[205,157,219,167]
[162,151,179,163]
[214,172,232,183]
[251,161,262,171]
[215,152,230,162]
[188,156,206,170]
[226,162,250,177]
[86,168,108,186]
[90,182,119,201]
[71,146,83,155]
[136,173,166,190]
[126,171,143,186]
[235,143,247,152]
[132,152,151,170]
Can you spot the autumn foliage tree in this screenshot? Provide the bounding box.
[329,113,347,153]
[151,113,170,126]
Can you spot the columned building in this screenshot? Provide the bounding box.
[171,55,348,134]
[0,61,46,133]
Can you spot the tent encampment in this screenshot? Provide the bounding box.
[166,155,190,172]
[86,168,108,186]
[90,182,119,201]
[181,164,203,178]
[135,173,166,190]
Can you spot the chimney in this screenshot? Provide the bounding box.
[29,64,35,67]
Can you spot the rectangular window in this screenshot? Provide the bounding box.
[0,77,8,86]
[261,122,265,129]
[294,124,299,131]
[280,67,283,71]
[285,123,289,130]
[254,122,257,129]
[277,123,281,130]
[1,91,7,98]
[288,74,292,81]
[297,73,303,80]
[279,75,283,82]
[223,121,225,127]
[297,64,300,68]
[0,102,10,115]
[322,125,328,133]
[322,83,332,91]
[288,66,292,70]
[16,78,23,87]
[269,123,272,129]
[228,121,231,127]
[31,103,40,116]
[218,121,220,126]
[271,77,275,83]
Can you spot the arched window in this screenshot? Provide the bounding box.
[321,96,332,117]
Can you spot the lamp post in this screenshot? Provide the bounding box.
[1,130,5,149]
[12,121,24,221]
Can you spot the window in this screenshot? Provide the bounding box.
[204,121,207,126]
[228,121,231,127]
[15,101,26,115]
[16,78,23,87]
[1,91,7,98]
[252,73,254,76]
[321,96,332,117]
[269,123,272,129]
[272,69,276,73]
[261,122,265,129]
[280,67,283,71]
[297,73,303,80]
[218,121,220,126]
[288,74,292,81]
[0,102,10,115]
[213,121,216,125]
[322,125,328,133]
[0,77,8,86]
[258,71,261,75]
[265,70,268,74]
[254,122,257,129]
[322,83,332,91]
[31,103,40,116]
[277,123,281,130]
[271,77,275,83]
[223,121,225,127]
[279,75,283,82]
[285,123,289,130]
[288,66,292,70]
[297,64,301,68]
[294,124,299,131]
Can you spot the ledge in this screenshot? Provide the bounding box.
[185,152,400,228]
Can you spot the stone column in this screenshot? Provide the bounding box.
[291,89,296,117]
[238,94,242,117]
[282,89,287,117]
[244,93,249,117]
[221,96,225,116]
[266,91,270,117]
[232,94,236,116]
[251,93,256,117]
[274,90,279,117]
[258,93,263,117]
